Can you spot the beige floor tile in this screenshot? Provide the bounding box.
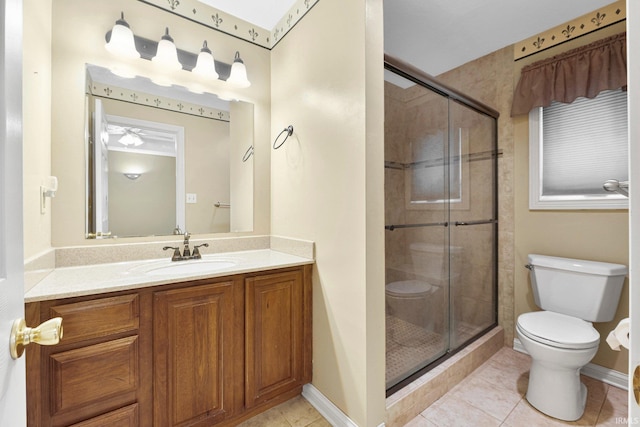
[488,346,531,369]
[403,414,439,426]
[471,357,529,396]
[277,396,324,427]
[596,386,629,426]
[236,407,292,427]
[306,418,332,427]
[448,375,522,421]
[502,400,570,427]
[421,395,502,427]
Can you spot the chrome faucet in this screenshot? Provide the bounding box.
[163,231,209,261]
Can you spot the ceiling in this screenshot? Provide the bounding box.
[384,0,617,76]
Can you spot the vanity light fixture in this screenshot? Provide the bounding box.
[105,12,140,59]
[226,51,251,88]
[152,28,183,72]
[105,13,251,88]
[124,173,142,180]
[192,41,219,79]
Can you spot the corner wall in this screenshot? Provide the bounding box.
[270,0,385,425]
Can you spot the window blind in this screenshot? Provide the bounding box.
[541,89,628,196]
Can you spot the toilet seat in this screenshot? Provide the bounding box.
[385,280,433,297]
[517,311,599,350]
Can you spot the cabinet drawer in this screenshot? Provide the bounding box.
[49,294,139,343]
[49,336,138,416]
[69,403,138,427]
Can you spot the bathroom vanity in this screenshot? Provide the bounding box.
[24,250,313,427]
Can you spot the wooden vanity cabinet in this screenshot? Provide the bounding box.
[152,278,244,426]
[26,265,312,427]
[245,269,312,408]
[26,292,151,427]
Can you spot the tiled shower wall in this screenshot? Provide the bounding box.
[437,47,516,345]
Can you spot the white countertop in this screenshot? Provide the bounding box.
[25,249,314,303]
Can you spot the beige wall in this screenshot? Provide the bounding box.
[108,151,176,236]
[270,0,385,425]
[43,0,270,249]
[23,0,53,260]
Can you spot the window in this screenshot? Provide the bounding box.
[529,89,628,209]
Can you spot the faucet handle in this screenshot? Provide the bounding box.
[193,243,209,259]
[163,246,181,261]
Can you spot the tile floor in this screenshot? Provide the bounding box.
[237,395,331,427]
[406,347,628,426]
[241,347,628,427]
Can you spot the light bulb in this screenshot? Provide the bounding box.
[105,12,140,59]
[192,41,219,79]
[151,27,182,72]
[226,51,251,88]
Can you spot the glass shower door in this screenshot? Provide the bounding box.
[384,73,451,389]
[448,100,497,350]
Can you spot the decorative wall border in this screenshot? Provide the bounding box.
[138,0,319,50]
[87,80,230,122]
[514,0,626,60]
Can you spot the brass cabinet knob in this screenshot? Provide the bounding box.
[10,317,63,359]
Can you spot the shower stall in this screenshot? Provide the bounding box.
[384,55,499,394]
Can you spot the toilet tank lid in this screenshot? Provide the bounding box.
[386,280,434,295]
[528,254,627,276]
[410,242,463,253]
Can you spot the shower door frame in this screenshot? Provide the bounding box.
[384,54,500,396]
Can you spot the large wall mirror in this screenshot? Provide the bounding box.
[85,64,254,239]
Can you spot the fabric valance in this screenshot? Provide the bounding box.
[511,32,626,116]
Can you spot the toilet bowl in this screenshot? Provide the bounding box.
[518,254,627,421]
[386,279,436,346]
[516,311,599,421]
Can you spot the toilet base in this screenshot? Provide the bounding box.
[526,360,587,421]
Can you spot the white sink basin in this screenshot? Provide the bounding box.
[144,259,237,276]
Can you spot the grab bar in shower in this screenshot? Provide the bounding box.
[385,222,448,231]
[454,219,498,226]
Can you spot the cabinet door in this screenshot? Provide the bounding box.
[153,280,242,427]
[245,270,304,408]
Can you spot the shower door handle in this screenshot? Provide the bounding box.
[454,219,497,226]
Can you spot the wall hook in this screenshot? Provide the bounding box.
[273,125,293,149]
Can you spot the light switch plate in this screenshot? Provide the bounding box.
[186,193,197,203]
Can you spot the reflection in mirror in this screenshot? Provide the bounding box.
[85,64,254,239]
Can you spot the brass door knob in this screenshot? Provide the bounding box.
[10,317,63,359]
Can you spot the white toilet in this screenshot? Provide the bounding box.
[516,254,627,421]
[386,243,460,345]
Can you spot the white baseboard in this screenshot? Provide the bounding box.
[302,384,386,427]
[513,338,628,390]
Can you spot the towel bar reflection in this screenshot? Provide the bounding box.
[242,145,253,162]
[215,202,230,208]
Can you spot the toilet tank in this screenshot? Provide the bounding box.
[527,254,627,322]
[410,243,463,279]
